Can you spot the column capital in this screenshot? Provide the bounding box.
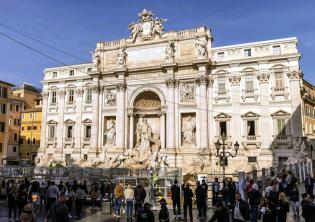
[287,70,303,81]
[91,84,101,94]
[75,88,84,96]
[58,89,66,96]
[115,82,127,92]
[195,75,209,86]
[165,78,179,88]
[127,108,134,116]
[229,75,241,86]
[208,76,214,87]
[257,72,270,84]
[41,91,49,99]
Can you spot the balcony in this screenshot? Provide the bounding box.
[272,134,291,147]
[241,89,259,102]
[64,137,75,148]
[214,135,232,146]
[214,90,230,103]
[242,135,261,148]
[271,87,289,100]
[47,137,57,148]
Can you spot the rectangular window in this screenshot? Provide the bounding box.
[217,52,225,61]
[277,119,286,135]
[15,105,19,112]
[69,70,74,76]
[68,90,74,103]
[0,87,7,98]
[0,122,5,132]
[84,154,88,160]
[13,146,16,152]
[247,120,256,136]
[52,72,57,78]
[48,125,55,139]
[33,126,37,130]
[273,45,281,55]
[274,72,284,89]
[86,89,92,103]
[29,113,33,119]
[51,91,57,104]
[219,121,227,137]
[10,104,12,111]
[27,138,31,144]
[218,77,226,93]
[27,126,32,130]
[85,125,91,139]
[13,133,18,141]
[244,49,252,57]
[0,143,2,153]
[0,104,6,114]
[66,125,73,139]
[33,138,36,144]
[248,157,257,163]
[245,75,254,93]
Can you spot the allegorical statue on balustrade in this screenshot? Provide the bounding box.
[195,36,208,58]
[117,47,127,66]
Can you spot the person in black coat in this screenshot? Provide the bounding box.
[195,181,205,217]
[134,184,146,217]
[137,202,155,222]
[182,183,193,221]
[277,192,289,222]
[289,183,299,216]
[171,180,181,218]
[248,184,261,222]
[301,193,315,222]
[208,201,228,222]
[158,198,170,222]
[232,192,250,222]
[304,174,314,195]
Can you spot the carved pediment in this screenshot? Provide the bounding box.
[241,111,260,118]
[271,110,290,117]
[214,112,231,120]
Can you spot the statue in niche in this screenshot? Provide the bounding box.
[104,119,116,145]
[195,37,208,58]
[105,90,116,105]
[165,41,175,62]
[135,117,152,150]
[181,83,195,101]
[117,47,127,66]
[182,115,196,145]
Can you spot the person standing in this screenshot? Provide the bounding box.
[134,184,146,217]
[46,181,59,211]
[8,181,18,221]
[195,181,204,218]
[201,179,208,216]
[137,202,155,222]
[75,184,86,219]
[289,183,299,216]
[301,193,315,222]
[158,198,170,222]
[113,182,124,218]
[18,181,28,216]
[248,183,261,222]
[171,179,181,219]
[182,183,193,221]
[208,201,228,222]
[232,192,250,222]
[212,178,220,206]
[304,174,314,195]
[124,184,134,218]
[90,183,99,213]
[277,192,289,222]
[46,194,70,222]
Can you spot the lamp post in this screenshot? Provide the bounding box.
[215,133,239,178]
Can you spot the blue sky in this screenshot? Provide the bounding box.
[0,0,314,88]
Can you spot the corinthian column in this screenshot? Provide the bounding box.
[166,78,177,149]
[56,89,65,153]
[195,75,208,149]
[116,82,126,149]
[90,78,100,155]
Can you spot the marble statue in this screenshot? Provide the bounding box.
[105,89,116,105]
[91,51,101,70]
[195,37,208,58]
[182,115,196,145]
[181,83,195,101]
[135,117,152,150]
[117,47,127,66]
[128,22,142,43]
[105,120,116,145]
[165,41,175,62]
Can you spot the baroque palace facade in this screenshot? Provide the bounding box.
[38,10,305,174]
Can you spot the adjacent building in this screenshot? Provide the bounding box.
[38,10,306,174]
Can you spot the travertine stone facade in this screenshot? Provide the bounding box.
[38,10,304,174]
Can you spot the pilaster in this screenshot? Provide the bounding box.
[74,88,84,153]
[56,89,66,153]
[90,77,100,155]
[116,81,127,149]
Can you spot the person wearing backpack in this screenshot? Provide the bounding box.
[158,198,170,222]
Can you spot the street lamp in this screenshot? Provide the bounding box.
[215,133,239,177]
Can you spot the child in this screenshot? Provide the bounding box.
[159,198,170,222]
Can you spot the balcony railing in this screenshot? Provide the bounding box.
[271,87,289,100]
[243,135,260,141]
[241,89,259,102]
[214,90,230,102]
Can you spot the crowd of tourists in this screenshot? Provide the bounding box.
[0,170,314,222]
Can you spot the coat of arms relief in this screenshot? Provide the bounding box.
[127,9,167,43]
